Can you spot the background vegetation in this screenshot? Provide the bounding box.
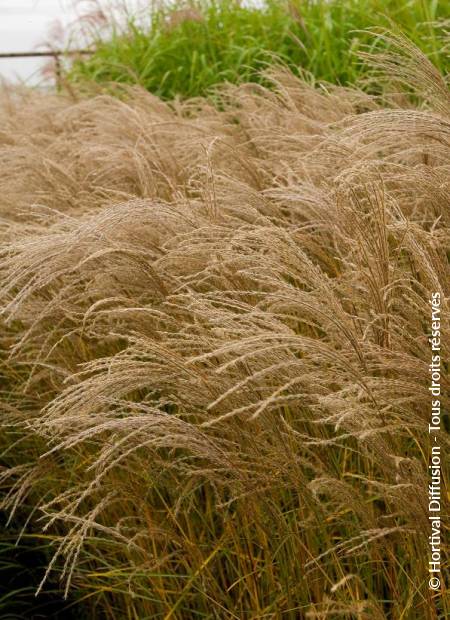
[69,0,449,99]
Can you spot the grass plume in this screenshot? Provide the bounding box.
[0,35,449,619]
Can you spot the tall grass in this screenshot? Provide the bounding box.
[0,35,449,618]
[0,518,82,618]
[68,0,450,98]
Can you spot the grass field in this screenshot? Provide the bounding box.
[0,11,449,620]
[68,0,450,99]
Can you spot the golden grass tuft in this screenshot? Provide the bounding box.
[0,38,448,618]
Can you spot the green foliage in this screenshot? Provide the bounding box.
[69,0,449,98]
[0,520,82,619]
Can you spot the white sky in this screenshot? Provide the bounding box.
[0,1,147,84]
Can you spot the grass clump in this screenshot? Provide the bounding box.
[68,0,450,98]
[0,34,449,619]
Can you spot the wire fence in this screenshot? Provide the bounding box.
[0,50,92,88]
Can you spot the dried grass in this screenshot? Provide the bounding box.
[0,38,448,618]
